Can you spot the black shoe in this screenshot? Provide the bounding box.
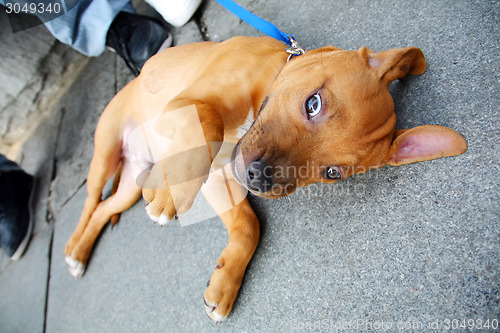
[106,11,172,76]
[0,158,34,260]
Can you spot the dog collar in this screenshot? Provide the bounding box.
[285,36,307,61]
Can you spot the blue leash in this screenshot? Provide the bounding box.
[214,0,306,58]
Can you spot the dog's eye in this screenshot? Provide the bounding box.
[305,93,322,118]
[325,167,341,180]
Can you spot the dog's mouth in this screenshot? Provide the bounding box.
[230,144,246,187]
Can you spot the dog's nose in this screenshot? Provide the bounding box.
[246,159,273,193]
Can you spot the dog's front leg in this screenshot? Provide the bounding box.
[204,198,259,323]
[200,167,259,323]
[143,101,224,222]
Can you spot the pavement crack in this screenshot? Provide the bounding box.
[31,73,49,105]
[114,55,119,95]
[46,107,64,219]
[0,79,41,143]
[194,2,211,41]
[42,227,54,333]
[0,78,38,114]
[57,179,86,211]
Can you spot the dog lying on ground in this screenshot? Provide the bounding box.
[64,36,467,323]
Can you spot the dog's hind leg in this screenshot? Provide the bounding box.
[64,118,123,257]
[65,159,141,278]
[64,94,135,260]
[110,161,122,225]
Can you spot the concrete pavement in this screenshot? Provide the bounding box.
[0,0,498,332]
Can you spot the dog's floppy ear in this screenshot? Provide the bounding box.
[365,47,427,84]
[385,125,467,166]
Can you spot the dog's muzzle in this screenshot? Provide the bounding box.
[231,145,273,193]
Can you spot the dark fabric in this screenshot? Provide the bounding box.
[0,155,33,257]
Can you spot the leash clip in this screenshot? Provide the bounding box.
[285,36,306,61]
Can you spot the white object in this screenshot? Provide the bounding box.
[145,0,202,27]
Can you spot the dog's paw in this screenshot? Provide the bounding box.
[143,187,177,224]
[203,261,243,324]
[142,178,205,224]
[204,298,227,324]
[65,256,86,279]
[141,148,211,223]
[145,201,174,226]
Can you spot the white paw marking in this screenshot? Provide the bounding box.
[210,310,227,324]
[205,300,227,324]
[145,204,172,225]
[65,256,86,279]
[145,205,159,223]
[158,214,169,225]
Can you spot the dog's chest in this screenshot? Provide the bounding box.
[212,107,255,169]
[121,107,255,179]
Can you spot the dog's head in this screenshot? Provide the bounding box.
[233,46,467,198]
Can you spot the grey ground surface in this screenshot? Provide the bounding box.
[0,0,498,332]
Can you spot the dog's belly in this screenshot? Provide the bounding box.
[122,117,172,182]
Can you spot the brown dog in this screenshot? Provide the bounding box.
[64,37,467,323]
